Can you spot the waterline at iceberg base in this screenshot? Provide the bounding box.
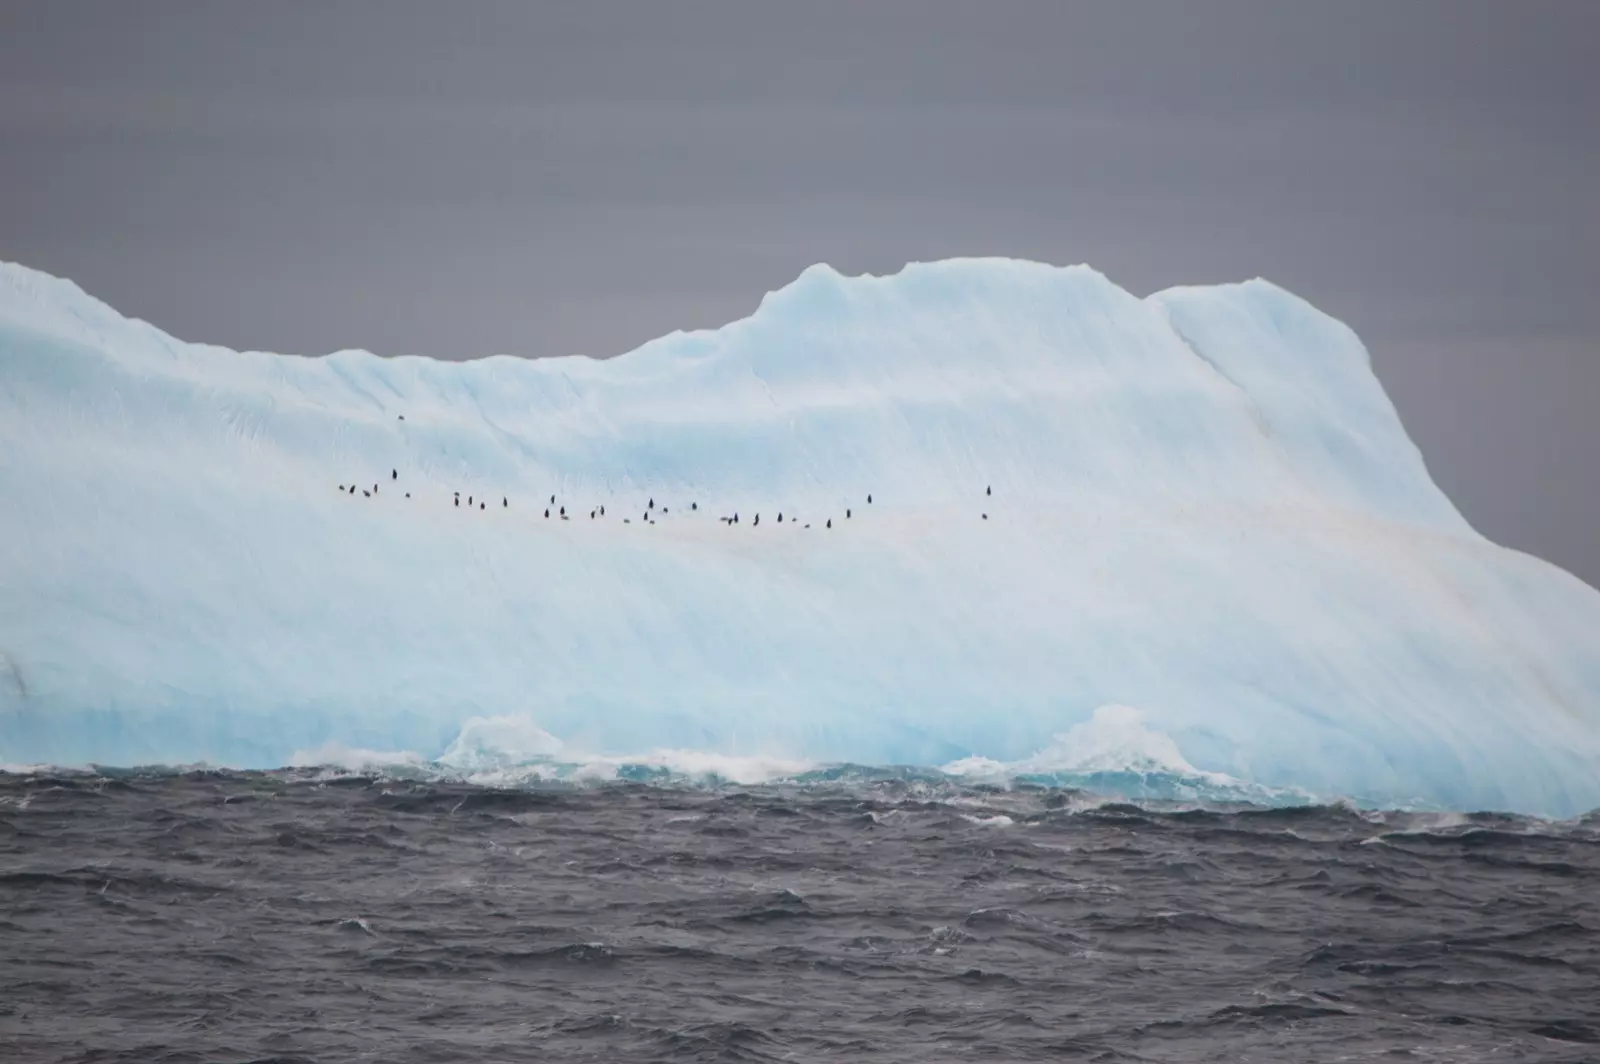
[1,258,1597,816]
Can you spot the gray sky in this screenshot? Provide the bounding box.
[2,1,1597,584]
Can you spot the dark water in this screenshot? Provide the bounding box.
[2,771,1598,1063]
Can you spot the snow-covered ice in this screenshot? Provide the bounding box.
[1,257,1597,815]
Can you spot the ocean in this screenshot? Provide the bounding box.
[2,769,1596,1063]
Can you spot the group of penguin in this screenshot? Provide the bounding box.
[339,471,996,525]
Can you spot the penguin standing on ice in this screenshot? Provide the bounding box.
[544,508,550,518]
[846,508,851,519]
[826,518,832,529]
[363,490,370,498]
[867,494,872,504]
[559,506,565,517]
[777,513,783,523]
[455,497,460,507]
[986,485,992,497]
[392,469,397,480]
[550,494,556,505]
[503,497,507,508]
[691,502,697,511]
[753,513,760,527]
[600,505,605,517]
[468,496,473,507]
[649,498,655,511]
[480,502,485,510]
[982,513,988,520]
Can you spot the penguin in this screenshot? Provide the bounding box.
[846,509,851,519]
[391,469,397,480]
[649,498,655,510]
[590,510,595,519]
[455,497,460,507]
[503,497,507,508]
[480,502,485,510]
[373,484,379,494]
[550,494,556,505]
[600,505,605,517]
[805,523,811,529]
[363,490,370,498]
[753,513,760,527]
[777,513,783,523]
[867,494,872,504]
[982,513,988,520]
[398,415,405,421]
[986,485,992,497]
[405,492,410,498]
[691,502,697,511]
[662,506,668,514]
[468,496,473,506]
[734,513,739,525]
[560,506,565,517]
[826,519,832,529]
[544,508,550,519]
[338,485,345,492]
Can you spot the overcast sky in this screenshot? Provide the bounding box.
[2,1,1596,583]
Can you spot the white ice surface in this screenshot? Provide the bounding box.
[1,257,1597,814]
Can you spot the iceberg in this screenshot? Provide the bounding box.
[1,257,1596,815]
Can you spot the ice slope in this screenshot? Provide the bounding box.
[1,257,1598,815]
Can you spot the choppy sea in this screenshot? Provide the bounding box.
[2,767,1597,1063]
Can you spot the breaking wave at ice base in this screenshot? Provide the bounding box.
[274,705,1317,808]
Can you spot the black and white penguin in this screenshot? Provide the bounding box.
[753,513,760,526]
[544,508,550,519]
[691,502,697,511]
[867,494,872,504]
[480,502,485,510]
[846,509,851,519]
[503,497,507,508]
[826,518,832,529]
[986,485,992,497]
[391,469,397,480]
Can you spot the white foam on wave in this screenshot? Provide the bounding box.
[942,705,1309,804]
[292,715,815,787]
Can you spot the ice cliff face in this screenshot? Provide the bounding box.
[1,257,1596,815]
